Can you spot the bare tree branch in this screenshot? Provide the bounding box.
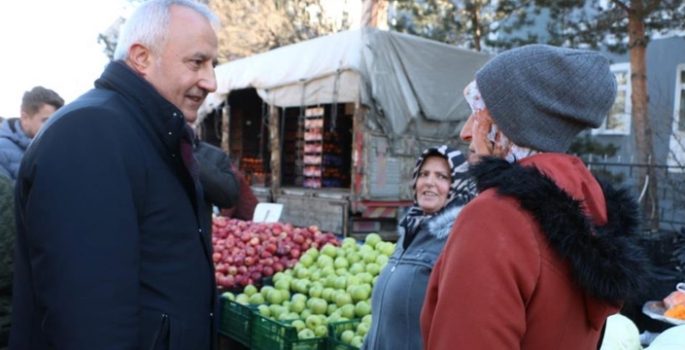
[609,0,631,13]
[645,0,664,14]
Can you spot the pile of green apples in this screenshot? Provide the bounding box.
[225,233,394,343]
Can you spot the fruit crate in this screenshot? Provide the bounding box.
[219,297,257,347]
[327,319,362,350]
[251,313,327,350]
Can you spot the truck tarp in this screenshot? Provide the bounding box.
[198,27,491,140]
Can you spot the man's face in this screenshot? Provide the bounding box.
[460,81,494,163]
[21,104,56,138]
[145,6,218,123]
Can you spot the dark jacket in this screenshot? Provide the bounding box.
[421,155,651,350]
[0,174,15,349]
[362,203,464,350]
[0,118,31,182]
[10,61,217,350]
[219,167,259,221]
[193,140,239,234]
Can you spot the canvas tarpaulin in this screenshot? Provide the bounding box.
[198,27,491,140]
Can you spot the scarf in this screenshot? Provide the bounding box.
[399,145,474,238]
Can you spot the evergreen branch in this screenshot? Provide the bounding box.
[609,0,631,13]
[645,0,664,15]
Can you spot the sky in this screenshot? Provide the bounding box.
[0,0,132,118]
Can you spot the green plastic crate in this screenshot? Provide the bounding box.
[251,313,327,350]
[327,319,362,350]
[219,297,256,347]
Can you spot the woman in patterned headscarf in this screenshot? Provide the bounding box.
[361,145,474,350]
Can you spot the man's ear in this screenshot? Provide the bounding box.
[126,43,154,76]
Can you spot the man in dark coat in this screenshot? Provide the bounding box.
[10,1,221,349]
[0,174,14,350]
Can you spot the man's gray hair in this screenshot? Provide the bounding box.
[113,0,219,61]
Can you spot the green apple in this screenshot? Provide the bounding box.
[342,237,357,248]
[349,263,365,275]
[269,304,285,319]
[280,289,291,302]
[321,288,335,302]
[320,266,336,278]
[314,324,328,337]
[359,244,374,254]
[356,322,370,337]
[275,279,290,291]
[325,275,337,288]
[298,328,316,340]
[320,244,336,257]
[290,278,300,292]
[350,335,363,347]
[235,293,249,305]
[327,311,342,323]
[299,254,314,267]
[248,293,264,305]
[297,267,311,279]
[310,270,321,281]
[260,286,275,299]
[347,252,362,264]
[346,275,362,286]
[257,304,271,317]
[309,298,328,315]
[295,279,311,294]
[358,272,373,284]
[289,300,306,314]
[364,233,382,247]
[266,289,283,305]
[300,308,312,319]
[317,255,334,268]
[341,330,356,344]
[363,251,380,264]
[365,263,381,276]
[291,319,306,333]
[244,285,258,297]
[335,293,353,307]
[292,293,308,304]
[362,314,372,325]
[222,292,235,301]
[334,257,349,269]
[378,242,396,257]
[340,303,356,319]
[336,248,346,258]
[354,301,371,317]
[284,269,294,276]
[373,276,378,285]
[334,276,347,290]
[375,254,389,266]
[350,285,370,303]
[327,303,338,316]
[272,272,286,283]
[305,314,323,329]
[335,268,349,277]
[309,284,323,298]
[306,247,319,259]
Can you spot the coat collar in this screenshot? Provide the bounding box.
[398,202,465,241]
[94,61,188,154]
[469,156,652,305]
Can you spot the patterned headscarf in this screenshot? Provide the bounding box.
[464,81,541,163]
[399,145,474,236]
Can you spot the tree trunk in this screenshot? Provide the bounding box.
[269,104,281,199]
[628,1,660,231]
[469,2,482,52]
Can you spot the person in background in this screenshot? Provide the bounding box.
[0,86,63,182]
[10,0,221,348]
[189,126,240,232]
[0,174,15,350]
[219,159,259,221]
[421,45,652,350]
[361,145,474,350]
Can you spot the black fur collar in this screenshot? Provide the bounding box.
[469,157,651,305]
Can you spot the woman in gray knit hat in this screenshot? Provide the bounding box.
[420,44,652,350]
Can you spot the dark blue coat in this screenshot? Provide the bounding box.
[10,61,217,350]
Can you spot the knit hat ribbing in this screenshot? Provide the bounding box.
[475,44,617,153]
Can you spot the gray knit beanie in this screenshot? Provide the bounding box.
[475,44,617,153]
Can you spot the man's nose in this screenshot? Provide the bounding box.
[460,115,474,142]
[199,66,218,93]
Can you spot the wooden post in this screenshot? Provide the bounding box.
[269,104,281,200]
[351,102,367,210]
[221,103,230,154]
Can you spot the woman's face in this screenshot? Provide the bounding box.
[416,156,451,214]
